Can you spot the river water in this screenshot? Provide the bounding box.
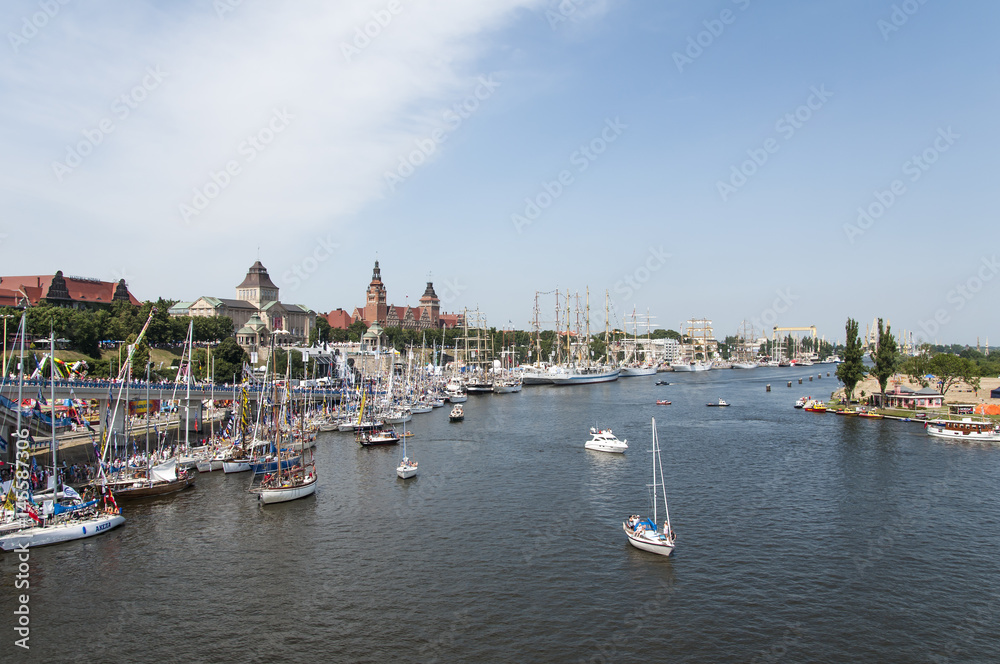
[2,367,998,663]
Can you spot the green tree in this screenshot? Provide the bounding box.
[213,337,249,384]
[901,352,932,388]
[836,317,866,403]
[871,318,900,403]
[310,317,332,346]
[928,354,975,395]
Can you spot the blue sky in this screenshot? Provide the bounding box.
[1,0,996,346]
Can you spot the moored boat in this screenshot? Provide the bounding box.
[924,417,1000,442]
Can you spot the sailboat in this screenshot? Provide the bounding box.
[251,347,318,504]
[622,418,676,556]
[395,421,418,479]
[0,324,124,550]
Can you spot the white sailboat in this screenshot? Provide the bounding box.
[396,423,418,479]
[622,418,675,556]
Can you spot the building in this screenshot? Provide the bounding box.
[878,385,944,409]
[350,261,463,330]
[170,260,316,358]
[0,271,140,308]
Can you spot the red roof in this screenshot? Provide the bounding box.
[324,308,354,329]
[0,274,141,306]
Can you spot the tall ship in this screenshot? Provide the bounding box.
[670,318,715,372]
[618,309,657,377]
[549,289,620,386]
[731,320,759,369]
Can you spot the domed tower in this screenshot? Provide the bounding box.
[418,281,440,328]
[364,260,388,325]
[237,260,279,309]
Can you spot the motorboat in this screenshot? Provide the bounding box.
[707,398,729,407]
[655,400,671,406]
[654,380,671,386]
[585,427,628,453]
[449,405,464,422]
[925,418,1000,442]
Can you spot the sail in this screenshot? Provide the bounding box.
[150,458,178,483]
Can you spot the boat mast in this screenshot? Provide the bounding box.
[49,329,57,490]
[14,312,26,471]
[184,320,193,451]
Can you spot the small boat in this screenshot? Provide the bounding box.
[585,427,628,453]
[707,398,729,407]
[358,427,400,446]
[655,400,671,406]
[623,418,675,556]
[655,380,671,386]
[803,400,827,413]
[256,472,318,504]
[449,405,464,422]
[794,396,810,409]
[856,409,884,419]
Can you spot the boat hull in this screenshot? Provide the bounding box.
[223,460,252,473]
[0,514,125,550]
[549,369,620,385]
[584,442,626,453]
[619,366,657,377]
[925,424,1000,442]
[622,523,675,556]
[257,477,318,504]
[109,476,196,500]
[396,465,418,479]
[670,362,711,372]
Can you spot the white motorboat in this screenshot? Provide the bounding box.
[449,405,464,422]
[731,362,757,370]
[707,398,730,407]
[925,418,1000,442]
[0,512,125,551]
[623,418,675,556]
[794,396,810,409]
[585,427,628,453]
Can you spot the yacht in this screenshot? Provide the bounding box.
[585,427,628,453]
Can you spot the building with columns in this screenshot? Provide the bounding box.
[348,260,462,330]
[170,260,316,358]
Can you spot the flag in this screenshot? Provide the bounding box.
[25,503,41,523]
[63,485,81,500]
[1,483,15,512]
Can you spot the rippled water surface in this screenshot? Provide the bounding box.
[3,367,999,663]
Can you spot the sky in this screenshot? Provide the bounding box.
[1,0,997,347]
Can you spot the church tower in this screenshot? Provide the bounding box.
[364,260,388,325]
[418,281,440,327]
